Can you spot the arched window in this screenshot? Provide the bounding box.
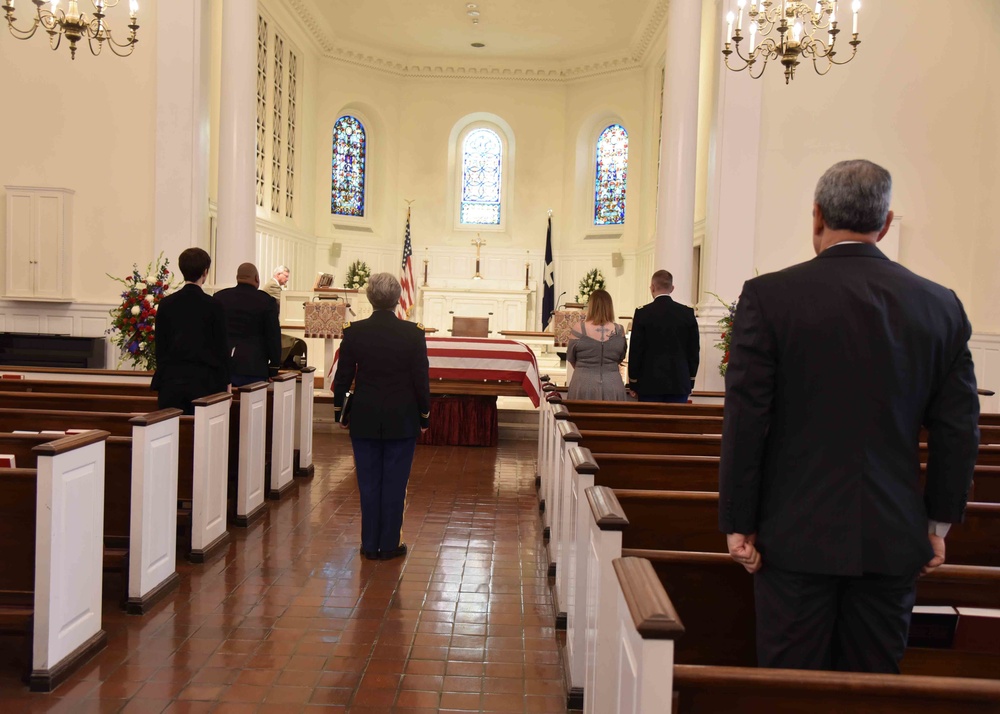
[331,115,367,217]
[460,128,503,225]
[593,124,629,226]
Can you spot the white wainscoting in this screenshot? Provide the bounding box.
[969,333,1000,413]
[255,218,316,292]
[0,299,117,367]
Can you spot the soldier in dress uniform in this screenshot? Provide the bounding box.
[332,272,431,560]
[627,269,701,403]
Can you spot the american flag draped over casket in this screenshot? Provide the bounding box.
[327,336,543,407]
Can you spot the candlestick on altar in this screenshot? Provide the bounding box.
[422,259,428,286]
[524,261,530,289]
[471,234,486,279]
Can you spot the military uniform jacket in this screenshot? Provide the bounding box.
[627,295,701,395]
[213,282,282,379]
[332,310,431,440]
[151,283,229,395]
[718,243,980,577]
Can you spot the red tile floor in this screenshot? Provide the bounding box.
[0,432,568,713]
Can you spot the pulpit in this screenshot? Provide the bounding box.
[303,301,348,390]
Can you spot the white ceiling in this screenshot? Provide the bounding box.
[307,0,662,64]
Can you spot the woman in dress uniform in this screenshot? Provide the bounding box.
[332,273,431,560]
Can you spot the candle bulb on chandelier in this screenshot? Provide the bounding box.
[50,0,58,15]
[831,0,837,22]
[749,20,757,51]
[737,0,745,31]
[792,21,803,43]
[726,10,734,39]
[129,0,138,17]
[851,0,859,33]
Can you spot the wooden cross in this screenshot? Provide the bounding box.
[471,234,486,279]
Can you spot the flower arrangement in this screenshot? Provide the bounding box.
[576,268,606,303]
[344,260,371,289]
[106,255,173,371]
[708,292,738,377]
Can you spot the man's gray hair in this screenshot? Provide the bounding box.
[367,272,402,310]
[814,160,892,234]
[273,265,289,276]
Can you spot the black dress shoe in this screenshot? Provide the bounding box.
[359,546,380,560]
[380,543,407,560]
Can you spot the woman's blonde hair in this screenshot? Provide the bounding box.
[586,289,615,326]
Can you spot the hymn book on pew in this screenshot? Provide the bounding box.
[0,454,14,468]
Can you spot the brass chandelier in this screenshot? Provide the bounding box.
[2,0,139,59]
[722,1,861,83]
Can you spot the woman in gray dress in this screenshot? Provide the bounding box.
[566,289,628,401]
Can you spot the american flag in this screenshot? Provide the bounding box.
[396,207,416,319]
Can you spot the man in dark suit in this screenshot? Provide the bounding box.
[214,263,281,387]
[333,272,431,561]
[719,159,980,673]
[152,248,230,414]
[627,270,700,403]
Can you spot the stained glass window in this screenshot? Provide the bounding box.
[331,116,367,217]
[460,128,503,225]
[594,124,629,226]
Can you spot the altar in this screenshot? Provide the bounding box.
[419,279,532,334]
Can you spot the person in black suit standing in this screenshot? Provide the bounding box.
[332,272,431,561]
[626,270,700,403]
[152,248,229,414]
[214,263,282,387]
[719,159,980,673]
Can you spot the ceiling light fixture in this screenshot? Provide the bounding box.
[471,42,485,48]
[467,9,480,16]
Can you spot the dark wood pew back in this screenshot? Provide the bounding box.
[559,400,723,417]
[0,468,37,605]
[0,379,153,397]
[0,409,134,436]
[585,452,1000,503]
[0,391,158,414]
[563,413,724,435]
[611,489,1000,567]
[575,430,1000,466]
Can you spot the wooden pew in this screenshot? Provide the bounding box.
[0,399,231,563]
[229,382,268,526]
[606,557,1000,714]
[0,416,182,613]
[265,373,297,499]
[294,367,316,478]
[0,432,109,691]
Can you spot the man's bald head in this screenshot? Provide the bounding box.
[236,263,260,287]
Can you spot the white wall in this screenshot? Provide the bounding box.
[751,0,996,332]
[0,1,157,305]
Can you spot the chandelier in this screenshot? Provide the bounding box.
[722,1,861,83]
[2,0,139,59]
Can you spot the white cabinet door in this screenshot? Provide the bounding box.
[6,192,33,297]
[34,193,65,299]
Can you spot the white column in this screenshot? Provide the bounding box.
[216,0,258,286]
[695,1,763,393]
[153,0,210,264]
[699,1,762,314]
[653,0,704,306]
